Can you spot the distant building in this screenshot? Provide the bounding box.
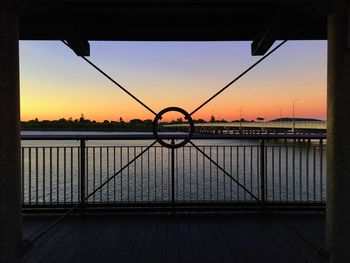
[271,117,323,122]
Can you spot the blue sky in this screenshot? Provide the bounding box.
[19,40,327,121]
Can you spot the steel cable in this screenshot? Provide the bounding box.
[190,16,318,117]
[190,40,287,116]
[22,140,157,255]
[29,14,157,116]
[189,140,327,261]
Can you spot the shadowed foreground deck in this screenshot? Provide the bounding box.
[23,214,325,263]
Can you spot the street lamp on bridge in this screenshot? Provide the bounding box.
[292,98,300,132]
[239,106,244,132]
[273,106,282,119]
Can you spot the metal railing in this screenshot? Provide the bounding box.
[21,134,326,209]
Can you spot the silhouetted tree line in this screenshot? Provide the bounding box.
[21,114,259,131]
[21,116,154,131]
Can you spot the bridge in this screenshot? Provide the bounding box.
[165,121,327,134]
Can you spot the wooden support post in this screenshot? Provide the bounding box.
[327,0,350,261]
[0,1,22,261]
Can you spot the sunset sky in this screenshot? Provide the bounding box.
[19,40,327,122]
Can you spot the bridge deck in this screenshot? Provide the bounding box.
[165,121,327,131]
[23,213,325,263]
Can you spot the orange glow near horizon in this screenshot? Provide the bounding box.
[19,41,327,122]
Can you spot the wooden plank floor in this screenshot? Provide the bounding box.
[23,213,325,263]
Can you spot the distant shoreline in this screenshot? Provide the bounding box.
[21,127,153,132]
[20,119,155,132]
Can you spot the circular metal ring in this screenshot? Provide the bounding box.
[152,107,194,149]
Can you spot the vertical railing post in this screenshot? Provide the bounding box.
[171,139,175,212]
[260,139,266,203]
[80,139,86,207]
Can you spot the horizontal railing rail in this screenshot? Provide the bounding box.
[21,132,326,141]
[20,134,326,210]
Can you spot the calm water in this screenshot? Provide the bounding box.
[21,131,326,205]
